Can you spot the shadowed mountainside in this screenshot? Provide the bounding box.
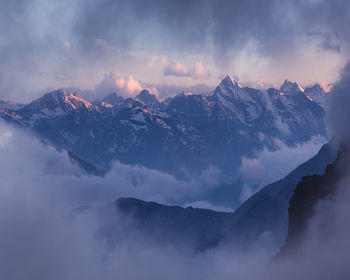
[276,144,350,258]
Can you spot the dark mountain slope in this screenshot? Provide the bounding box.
[277,144,350,258]
[221,140,337,249]
[76,197,235,251]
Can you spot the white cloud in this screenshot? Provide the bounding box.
[164,62,191,77]
[239,136,327,187]
[0,122,348,280]
[0,122,224,208]
[93,72,142,98]
[164,60,211,80]
[184,200,234,213]
[192,60,211,80]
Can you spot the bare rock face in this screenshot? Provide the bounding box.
[276,143,350,259]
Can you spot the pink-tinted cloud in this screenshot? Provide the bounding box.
[192,60,211,80]
[164,62,191,77]
[164,60,211,80]
[93,72,142,98]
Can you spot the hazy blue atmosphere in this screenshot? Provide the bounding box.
[1,1,350,279]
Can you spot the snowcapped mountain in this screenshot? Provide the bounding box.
[19,89,92,118]
[211,76,260,124]
[279,80,330,108]
[225,140,337,249]
[280,79,304,95]
[135,90,160,107]
[303,84,329,107]
[0,77,328,176]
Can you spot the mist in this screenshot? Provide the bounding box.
[239,136,327,186]
[2,0,350,277]
[0,122,227,209]
[0,112,349,280]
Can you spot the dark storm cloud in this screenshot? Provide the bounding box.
[1,0,350,98]
[307,32,341,53]
[327,60,350,146]
[72,0,350,58]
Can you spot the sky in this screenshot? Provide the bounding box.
[1,0,350,101]
[3,2,350,278]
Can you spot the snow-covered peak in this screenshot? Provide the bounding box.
[214,75,252,102]
[135,90,160,107]
[304,84,324,95]
[303,84,328,107]
[219,75,242,89]
[212,75,259,124]
[27,89,92,112]
[280,80,304,95]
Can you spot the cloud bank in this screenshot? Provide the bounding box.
[1,0,350,99]
[239,136,327,187]
[0,121,349,280]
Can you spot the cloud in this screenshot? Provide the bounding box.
[0,113,349,280]
[184,200,234,213]
[73,73,213,101]
[92,72,142,98]
[307,32,341,53]
[239,80,280,90]
[239,136,327,187]
[0,122,226,208]
[164,60,211,80]
[328,61,350,141]
[192,60,211,80]
[143,82,214,100]
[164,62,191,77]
[2,0,350,99]
[262,60,350,280]
[0,121,281,279]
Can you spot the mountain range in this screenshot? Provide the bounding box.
[0,77,329,177]
[0,75,336,255]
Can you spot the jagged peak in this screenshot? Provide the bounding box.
[42,88,84,100]
[214,75,247,98]
[136,89,152,98]
[304,83,325,94]
[135,89,159,106]
[29,89,92,110]
[309,83,323,90]
[280,79,304,94]
[302,83,329,106]
[219,75,242,88]
[304,84,329,94]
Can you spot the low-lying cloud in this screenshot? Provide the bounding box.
[164,62,191,77]
[0,122,226,209]
[0,111,349,279]
[239,136,327,186]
